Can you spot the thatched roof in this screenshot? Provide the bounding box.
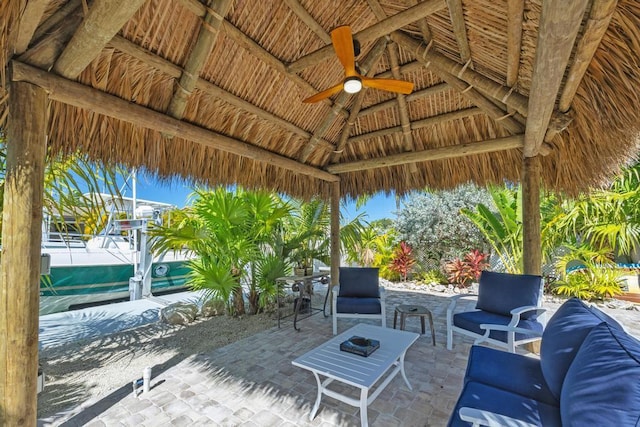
[1,0,639,200]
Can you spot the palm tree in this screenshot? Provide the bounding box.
[151,187,292,315]
[0,135,122,243]
[552,163,640,258]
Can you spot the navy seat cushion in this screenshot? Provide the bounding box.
[540,297,622,400]
[561,322,640,426]
[475,271,542,320]
[463,345,557,406]
[447,380,561,427]
[338,267,379,298]
[453,310,543,343]
[336,297,381,314]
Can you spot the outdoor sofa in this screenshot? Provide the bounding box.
[448,297,640,426]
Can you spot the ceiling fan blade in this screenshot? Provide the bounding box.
[361,77,414,94]
[331,26,357,77]
[302,83,344,103]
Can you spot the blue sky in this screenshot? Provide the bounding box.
[130,171,398,222]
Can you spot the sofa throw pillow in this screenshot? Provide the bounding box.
[561,322,640,426]
[338,267,380,298]
[475,271,542,319]
[540,298,617,400]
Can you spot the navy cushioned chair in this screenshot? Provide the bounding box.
[332,267,386,335]
[446,271,545,353]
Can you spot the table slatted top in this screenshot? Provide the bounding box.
[292,324,419,389]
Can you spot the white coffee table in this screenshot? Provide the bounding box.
[292,323,419,427]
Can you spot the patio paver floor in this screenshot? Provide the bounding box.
[38,287,640,427]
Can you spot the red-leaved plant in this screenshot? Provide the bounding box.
[389,241,416,282]
[464,249,489,281]
[445,250,489,287]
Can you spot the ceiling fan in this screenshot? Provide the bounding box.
[302,26,414,103]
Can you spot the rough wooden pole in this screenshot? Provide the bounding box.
[330,181,341,301]
[0,80,47,426]
[522,155,541,276]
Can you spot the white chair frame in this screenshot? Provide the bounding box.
[446,290,546,353]
[332,285,386,335]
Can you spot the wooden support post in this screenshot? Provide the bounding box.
[522,156,541,276]
[0,81,47,426]
[330,181,341,302]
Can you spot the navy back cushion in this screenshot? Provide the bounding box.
[338,267,380,298]
[561,322,640,426]
[540,298,622,400]
[475,271,542,319]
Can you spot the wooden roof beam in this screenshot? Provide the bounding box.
[358,82,449,118]
[12,61,339,183]
[391,30,570,131]
[388,42,417,171]
[53,0,147,79]
[558,0,618,113]
[437,70,526,134]
[348,107,482,144]
[177,0,348,116]
[298,38,388,163]
[365,0,418,173]
[524,0,589,157]
[166,0,234,122]
[287,0,447,73]
[14,0,48,54]
[108,36,334,152]
[330,90,368,164]
[506,0,524,88]
[32,0,82,42]
[445,0,473,65]
[283,0,332,44]
[326,134,524,174]
[220,21,348,119]
[17,7,84,70]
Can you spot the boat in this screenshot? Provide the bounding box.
[39,193,192,315]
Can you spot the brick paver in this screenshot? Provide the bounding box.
[38,286,640,426]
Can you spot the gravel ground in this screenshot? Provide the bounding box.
[37,312,276,419]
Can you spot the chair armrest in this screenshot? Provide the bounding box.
[459,407,538,427]
[379,285,386,301]
[447,293,478,314]
[478,323,543,337]
[510,306,546,317]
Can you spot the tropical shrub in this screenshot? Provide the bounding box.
[415,268,447,285]
[553,268,624,301]
[445,250,489,286]
[388,241,415,281]
[395,185,492,269]
[552,245,624,301]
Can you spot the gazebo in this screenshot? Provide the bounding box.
[1,0,639,423]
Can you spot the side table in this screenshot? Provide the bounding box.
[393,304,436,346]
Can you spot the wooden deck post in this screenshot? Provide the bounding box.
[330,181,341,307]
[0,81,47,425]
[522,156,542,276]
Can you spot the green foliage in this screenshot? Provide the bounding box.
[151,187,290,315]
[388,241,415,281]
[343,220,394,267]
[415,268,447,285]
[461,185,522,273]
[551,163,640,258]
[552,245,624,301]
[0,136,123,243]
[553,268,624,301]
[395,184,493,268]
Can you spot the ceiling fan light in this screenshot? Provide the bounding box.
[343,77,362,94]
